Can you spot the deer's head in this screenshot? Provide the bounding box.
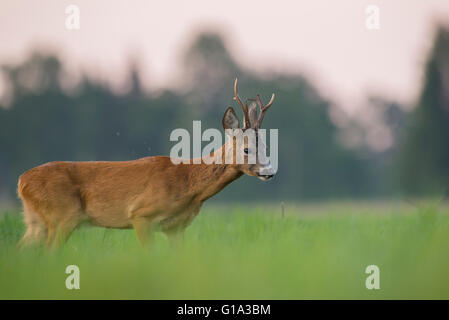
[222,78,276,181]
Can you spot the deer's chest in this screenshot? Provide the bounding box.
[158,201,202,231]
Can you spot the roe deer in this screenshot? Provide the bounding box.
[17,79,276,248]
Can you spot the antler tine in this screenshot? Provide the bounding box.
[233,78,250,128]
[265,93,275,109]
[254,93,275,129]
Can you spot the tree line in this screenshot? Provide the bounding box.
[1,27,448,203]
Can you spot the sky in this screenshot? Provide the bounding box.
[1,0,449,114]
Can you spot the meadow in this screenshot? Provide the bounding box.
[0,201,448,299]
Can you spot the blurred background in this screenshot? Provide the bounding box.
[1,0,449,205]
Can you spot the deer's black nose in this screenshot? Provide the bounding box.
[258,173,274,181]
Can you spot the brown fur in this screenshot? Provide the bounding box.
[17,151,245,248]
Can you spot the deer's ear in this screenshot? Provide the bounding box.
[222,107,240,129]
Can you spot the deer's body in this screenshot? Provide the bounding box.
[18,79,276,248]
[18,152,241,247]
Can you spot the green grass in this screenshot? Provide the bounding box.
[1,202,449,299]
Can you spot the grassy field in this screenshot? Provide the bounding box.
[0,201,449,299]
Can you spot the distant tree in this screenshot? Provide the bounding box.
[395,26,449,196]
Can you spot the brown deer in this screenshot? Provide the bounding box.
[17,79,276,248]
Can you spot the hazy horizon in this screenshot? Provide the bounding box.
[1,1,449,113]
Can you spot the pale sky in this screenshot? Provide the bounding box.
[1,0,449,114]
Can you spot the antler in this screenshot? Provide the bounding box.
[234,78,251,128]
[250,93,275,129]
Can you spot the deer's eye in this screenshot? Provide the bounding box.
[244,148,249,154]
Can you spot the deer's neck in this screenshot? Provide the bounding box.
[193,144,243,202]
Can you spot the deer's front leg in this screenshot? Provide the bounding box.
[132,216,156,247]
[164,228,185,248]
[129,201,160,247]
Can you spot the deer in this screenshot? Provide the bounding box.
[17,78,276,248]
